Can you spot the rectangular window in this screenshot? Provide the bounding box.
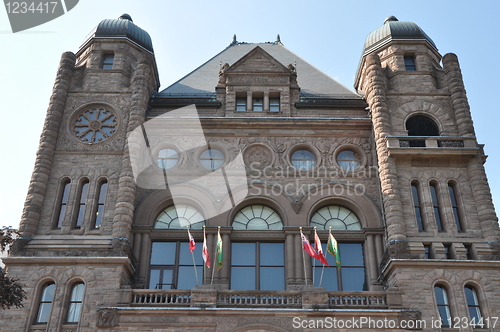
[236,97,247,112]
[231,242,284,290]
[269,96,280,112]
[424,244,432,259]
[411,183,425,231]
[149,242,203,289]
[404,55,416,71]
[102,54,114,69]
[253,96,263,112]
[448,184,463,231]
[444,244,453,259]
[313,242,365,291]
[430,183,444,231]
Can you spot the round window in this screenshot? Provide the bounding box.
[200,149,225,170]
[73,107,118,144]
[337,150,361,171]
[310,205,361,230]
[154,204,205,229]
[291,150,316,170]
[232,205,283,230]
[157,148,179,169]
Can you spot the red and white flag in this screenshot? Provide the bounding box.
[300,229,320,259]
[314,229,329,266]
[187,228,196,253]
[202,227,211,268]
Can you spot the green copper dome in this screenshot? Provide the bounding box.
[84,14,154,53]
[363,16,437,55]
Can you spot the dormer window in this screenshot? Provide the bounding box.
[102,53,114,69]
[404,55,416,71]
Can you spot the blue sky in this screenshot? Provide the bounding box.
[1,0,500,228]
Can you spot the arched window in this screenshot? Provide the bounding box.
[291,150,316,170]
[74,179,89,228]
[93,180,108,228]
[336,150,361,171]
[406,115,439,136]
[56,179,71,228]
[310,205,361,230]
[154,204,205,229]
[448,183,463,231]
[232,205,283,230]
[157,148,179,169]
[35,283,55,324]
[66,283,85,323]
[411,182,425,231]
[434,285,452,327]
[464,285,483,327]
[430,182,444,231]
[200,148,225,170]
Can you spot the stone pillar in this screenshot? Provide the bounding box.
[467,156,500,246]
[375,234,384,264]
[294,234,304,283]
[443,53,475,137]
[138,232,150,287]
[112,55,155,253]
[246,91,252,112]
[204,233,214,284]
[362,54,407,255]
[18,52,76,240]
[264,92,270,112]
[221,232,230,287]
[366,234,378,288]
[285,231,295,285]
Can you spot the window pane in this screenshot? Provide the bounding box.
[236,98,246,112]
[291,150,316,170]
[200,149,224,170]
[179,242,203,265]
[314,266,339,290]
[178,266,203,289]
[337,150,361,171]
[149,270,160,289]
[260,243,284,266]
[67,303,82,323]
[231,267,255,290]
[260,267,284,290]
[339,243,364,266]
[270,97,280,112]
[232,243,255,265]
[342,267,366,291]
[151,242,176,265]
[37,303,52,323]
[157,148,179,169]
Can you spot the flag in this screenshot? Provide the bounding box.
[314,229,329,266]
[187,228,196,253]
[300,229,320,259]
[327,231,341,268]
[202,227,210,268]
[216,228,223,270]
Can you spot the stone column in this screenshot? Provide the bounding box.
[285,231,295,285]
[246,91,252,112]
[138,232,150,287]
[443,53,475,137]
[221,233,231,287]
[294,234,303,283]
[18,52,76,241]
[264,92,270,112]
[362,54,407,256]
[375,234,384,264]
[111,55,155,254]
[366,234,378,288]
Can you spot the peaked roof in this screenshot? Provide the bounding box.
[155,42,361,100]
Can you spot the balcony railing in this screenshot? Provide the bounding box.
[385,136,480,157]
[130,289,388,309]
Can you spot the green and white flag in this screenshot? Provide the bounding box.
[216,228,223,270]
[327,230,341,269]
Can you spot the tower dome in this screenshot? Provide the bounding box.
[363,16,437,56]
[82,14,154,53]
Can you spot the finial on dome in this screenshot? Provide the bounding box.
[276,34,282,44]
[384,16,398,24]
[230,34,237,46]
[119,13,133,22]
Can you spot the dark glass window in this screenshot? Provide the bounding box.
[66,283,85,323]
[313,243,365,291]
[465,245,473,260]
[406,115,439,136]
[102,54,114,69]
[232,205,283,230]
[35,283,55,324]
[411,183,425,231]
[404,55,416,71]
[149,242,203,289]
[154,204,205,229]
[253,97,263,112]
[424,244,432,259]
[231,242,284,290]
[448,184,463,231]
[464,286,483,327]
[236,97,247,112]
[430,183,444,231]
[74,180,89,228]
[269,97,280,112]
[435,285,452,327]
[291,150,316,170]
[444,244,453,259]
[157,148,179,169]
[56,180,71,228]
[337,150,361,171]
[93,180,108,228]
[200,148,224,170]
[310,205,361,230]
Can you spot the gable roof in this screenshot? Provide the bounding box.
[155,42,361,100]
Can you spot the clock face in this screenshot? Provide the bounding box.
[72,107,118,144]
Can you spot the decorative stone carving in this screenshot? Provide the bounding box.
[291,200,303,214]
[243,144,274,169]
[227,76,289,85]
[97,307,119,327]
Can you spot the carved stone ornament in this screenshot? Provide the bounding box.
[72,106,118,144]
[97,307,119,327]
[291,200,303,214]
[243,144,274,169]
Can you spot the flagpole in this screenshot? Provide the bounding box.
[187,226,199,285]
[300,227,308,286]
[312,227,316,286]
[211,229,216,284]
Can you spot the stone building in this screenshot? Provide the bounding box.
[2,14,500,332]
